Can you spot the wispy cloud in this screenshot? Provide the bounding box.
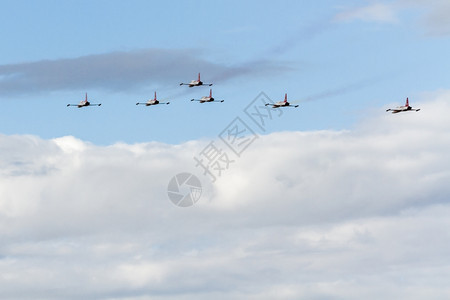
[0,49,290,96]
[293,76,386,103]
[400,0,450,36]
[334,3,398,24]
[334,0,450,36]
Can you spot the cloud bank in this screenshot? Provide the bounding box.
[1,91,450,299]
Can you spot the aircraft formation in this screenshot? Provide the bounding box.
[66,72,420,113]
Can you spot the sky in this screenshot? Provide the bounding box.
[1,0,450,299]
[1,0,450,144]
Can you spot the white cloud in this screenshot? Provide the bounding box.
[1,91,450,299]
[335,1,450,36]
[399,0,450,36]
[334,3,398,24]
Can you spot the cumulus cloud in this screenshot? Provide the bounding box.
[1,91,450,299]
[0,49,290,96]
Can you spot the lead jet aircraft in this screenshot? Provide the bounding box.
[180,73,212,87]
[386,97,420,113]
[67,93,101,108]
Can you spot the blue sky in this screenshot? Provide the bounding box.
[2,0,450,145]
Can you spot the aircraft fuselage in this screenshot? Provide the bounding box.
[146,100,159,106]
[272,101,290,108]
[188,80,202,87]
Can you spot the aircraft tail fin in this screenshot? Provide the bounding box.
[154,91,157,100]
[210,89,212,97]
[406,97,409,107]
[198,73,201,81]
[284,93,287,102]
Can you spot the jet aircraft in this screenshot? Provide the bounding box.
[191,89,224,103]
[180,73,212,87]
[136,92,170,106]
[265,93,299,108]
[67,93,101,108]
[386,98,420,113]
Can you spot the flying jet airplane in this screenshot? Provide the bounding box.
[136,92,170,106]
[180,73,213,87]
[67,93,101,108]
[386,97,420,113]
[265,93,299,108]
[191,89,224,103]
